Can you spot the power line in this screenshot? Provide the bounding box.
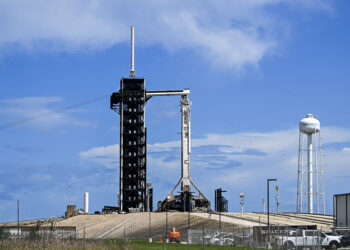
[259,80,350,116]
[0,95,108,130]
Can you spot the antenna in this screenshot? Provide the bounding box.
[68,185,71,205]
[130,26,135,78]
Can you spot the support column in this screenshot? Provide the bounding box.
[308,134,313,214]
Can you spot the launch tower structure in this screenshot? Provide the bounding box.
[110,26,209,212]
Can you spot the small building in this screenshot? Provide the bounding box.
[334,193,350,227]
[65,205,77,218]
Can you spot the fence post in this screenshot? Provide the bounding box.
[202,223,205,250]
[232,225,235,247]
[276,224,279,250]
[286,226,289,250]
[163,224,165,250]
[294,227,297,250]
[188,210,190,244]
[319,230,322,250]
[249,226,252,248]
[43,229,46,250]
[149,211,152,243]
[1,230,3,250]
[83,227,86,250]
[243,227,245,248]
[123,227,126,250]
[166,211,168,243]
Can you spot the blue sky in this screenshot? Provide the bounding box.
[1,0,350,222]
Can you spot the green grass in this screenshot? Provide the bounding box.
[109,240,252,250]
[1,239,255,249]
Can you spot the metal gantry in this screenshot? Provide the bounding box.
[111,77,147,212]
[110,26,209,212]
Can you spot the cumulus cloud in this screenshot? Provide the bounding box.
[79,144,119,169]
[79,127,350,176]
[0,0,331,70]
[79,126,350,212]
[0,96,97,130]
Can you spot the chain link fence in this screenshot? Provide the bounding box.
[187,226,325,249]
[0,226,79,249]
[0,213,337,249]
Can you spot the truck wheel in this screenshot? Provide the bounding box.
[284,241,294,249]
[329,241,339,249]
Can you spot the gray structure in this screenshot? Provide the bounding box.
[215,188,228,212]
[334,193,350,227]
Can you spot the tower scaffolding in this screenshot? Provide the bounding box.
[110,26,209,212]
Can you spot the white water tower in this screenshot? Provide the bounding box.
[297,114,325,214]
[84,192,89,213]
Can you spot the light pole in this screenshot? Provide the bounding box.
[267,178,277,243]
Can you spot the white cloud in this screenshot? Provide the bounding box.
[79,126,350,212]
[79,144,118,168]
[0,0,331,70]
[342,148,350,152]
[79,127,350,175]
[0,96,97,130]
[322,127,350,144]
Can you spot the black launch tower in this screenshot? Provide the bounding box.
[110,78,147,212]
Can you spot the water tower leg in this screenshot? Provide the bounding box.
[297,132,302,213]
[308,134,313,214]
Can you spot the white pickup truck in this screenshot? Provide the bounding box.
[275,230,341,249]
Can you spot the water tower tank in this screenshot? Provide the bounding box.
[299,114,320,134]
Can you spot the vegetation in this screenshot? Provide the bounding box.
[0,239,254,249]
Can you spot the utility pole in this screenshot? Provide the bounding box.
[267,178,277,244]
[17,199,19,237]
